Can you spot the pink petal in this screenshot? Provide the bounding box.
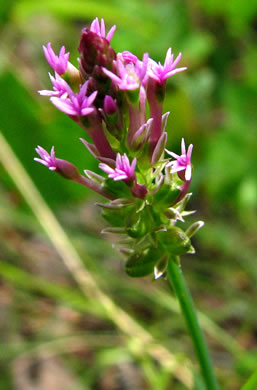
[185,164,192,181]
[106,25,116,42]
[50,97,78,115]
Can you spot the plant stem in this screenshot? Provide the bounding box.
[167,257,219,390]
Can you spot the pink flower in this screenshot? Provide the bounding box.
[50,81,97,116]
[34,146,57,170]
[121,51,138,65]
[147,48,187,84]
[43,43,69,75]
[38,72,72,98]
[166,138,193,181]
[102,52,148,90]
[90,17,116,43]
[99,153,137,181]
[34,146,81,180]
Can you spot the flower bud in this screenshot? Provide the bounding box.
[152,184,180,211]
[125,246,162,277]
[98,201,136,227]
[131,183,148,199]
[154,254,169,280]
[55,158,81,180]
[156,226,191,255]
[78,29,116,79]
[62,62,82,91]
[185,221,204,238]
[104,95,117,115]
[84,169,105,184]
[151,132,168,164]
[125,214,148,238]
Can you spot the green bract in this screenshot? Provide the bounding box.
[125,246,163,277]
[157,226,191,256]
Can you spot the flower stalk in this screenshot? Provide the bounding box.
[167,258,219,390]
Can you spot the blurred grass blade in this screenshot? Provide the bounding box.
[0,261,104,316]
[0,130,193,388]
[241,368,257,390]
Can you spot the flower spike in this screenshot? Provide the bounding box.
[90,17,116,42]
[36,18,200,281]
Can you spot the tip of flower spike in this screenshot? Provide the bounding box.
[90,17,116,42]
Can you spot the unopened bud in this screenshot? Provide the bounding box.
[63,62,82,91]
[104,95,117,115]
[131,183,148,199]
[157,226,191,256]
[154,254,169,280]
[130,118,153,150]
[125,246,162,278]
[84,170,105,184]
[55,158,81,180]
[78,29,116,78]
[185,221,204,238]
[151,132,167,164]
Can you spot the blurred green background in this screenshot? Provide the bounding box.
[0,0,256,389]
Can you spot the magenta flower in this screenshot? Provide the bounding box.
[38,72,72,98]
[90,17,116,43]
[147,48,187,84]
[121,51,138,65]
[34,146,82,180]
[43,43,69,75]
[166,138,193,181]
[103,52,148,90]
[34,146,57,171]
[99,153,137,182]
[50,81,97,116]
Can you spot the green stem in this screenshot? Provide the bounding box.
[167,257,219,390]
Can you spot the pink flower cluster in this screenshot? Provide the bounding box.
[36,17,192,203]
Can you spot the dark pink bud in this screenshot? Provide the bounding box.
[78,29,116,79]
[104,95,117,115]
[131,183,148,199]
[55,159,81,180]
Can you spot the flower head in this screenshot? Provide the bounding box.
[148,48,187,84]
[103,52,148,90]
[34,146,57,170]
[90,17,116,43]
[43,43,69,75]
[38,72,72,98]
[34,146,81,180]
[166,138,193,181]
[50,81,97,116]
[99,153,137,182]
